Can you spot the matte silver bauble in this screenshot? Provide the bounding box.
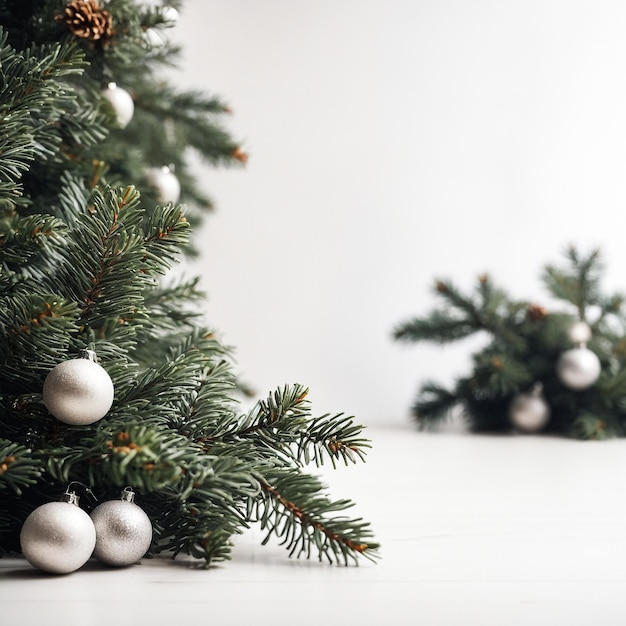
[43,350,114,425]
[90,488,153,567]
[508,385,551,433]
[556,346,601,390]
[101,82,134,128]
[145,166,181,204]
[20,493,96,574]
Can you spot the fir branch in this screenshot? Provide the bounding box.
[228,384,310,438]
[470,351,533,395]
[141,201,191,274]
[141,276,205,331]
[0,30,91,205]
[51,186,180,335]
[0,293,80,388]
[412,381,460,429]
[176,359,237,437]
[253,470,379,565]
[82,426,200,491]
[134,84,240,166]
[0,209,68,270]
[393,310,476,344]
[571,411,616,440]
[0,439,43,495]
[215,385,373,469]
[543,246,603,319]
[147,456,259,566]
[54,170,91,224]
[297,413,371,468]
[394,275,525,349]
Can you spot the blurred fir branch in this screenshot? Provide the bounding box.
[394,246,626,439]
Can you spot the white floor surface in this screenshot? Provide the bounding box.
[3,424,626,625]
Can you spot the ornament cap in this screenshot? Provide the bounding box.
[60,491,81,507]
[79,348,98,363]
[121,487,136,503]
[62,482,98,507]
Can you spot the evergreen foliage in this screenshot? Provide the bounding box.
[0,0,378,567]
[393,246,626,439]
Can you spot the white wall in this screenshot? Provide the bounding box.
[172,0,626,427]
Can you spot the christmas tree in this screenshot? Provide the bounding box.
[0,0,378,570]
[393,246,626,439]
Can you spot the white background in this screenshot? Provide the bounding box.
[172,0,626,428]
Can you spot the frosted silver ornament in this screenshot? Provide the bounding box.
[145,165,181,204]
[556,346,601,390]
[43,349,114,425]
[101,82,134,128]
[20,490,96,574]
[508,383,551,433]
[90,487,153,567]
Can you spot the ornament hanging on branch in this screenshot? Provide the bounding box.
[20,485,96,574]
[508,383,551,434]
[43,349,114,426]
[556,321,601,390]
[101,82,134,128]
[393,246,626,439]
[145,165,181,204]
[90,487,153,567]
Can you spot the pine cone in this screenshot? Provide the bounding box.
[527,304,548,321]
[57,0,114,44]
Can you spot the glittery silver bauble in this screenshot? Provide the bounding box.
[556,346,601,390]
[20,492,96,574]
[145,165,181,204]
[101,82,134,128]
[90,487,153,567]
[43,350,114,425]
[508,384,551,433]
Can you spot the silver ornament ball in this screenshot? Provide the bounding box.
[43,351,114,425]
[567,321,593,344]
[20,496,96,574]
[556,346,601,390]
[508,387,551,433]
[90,488,153,567]
[145,166,181,204]
[101,82,134,128]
